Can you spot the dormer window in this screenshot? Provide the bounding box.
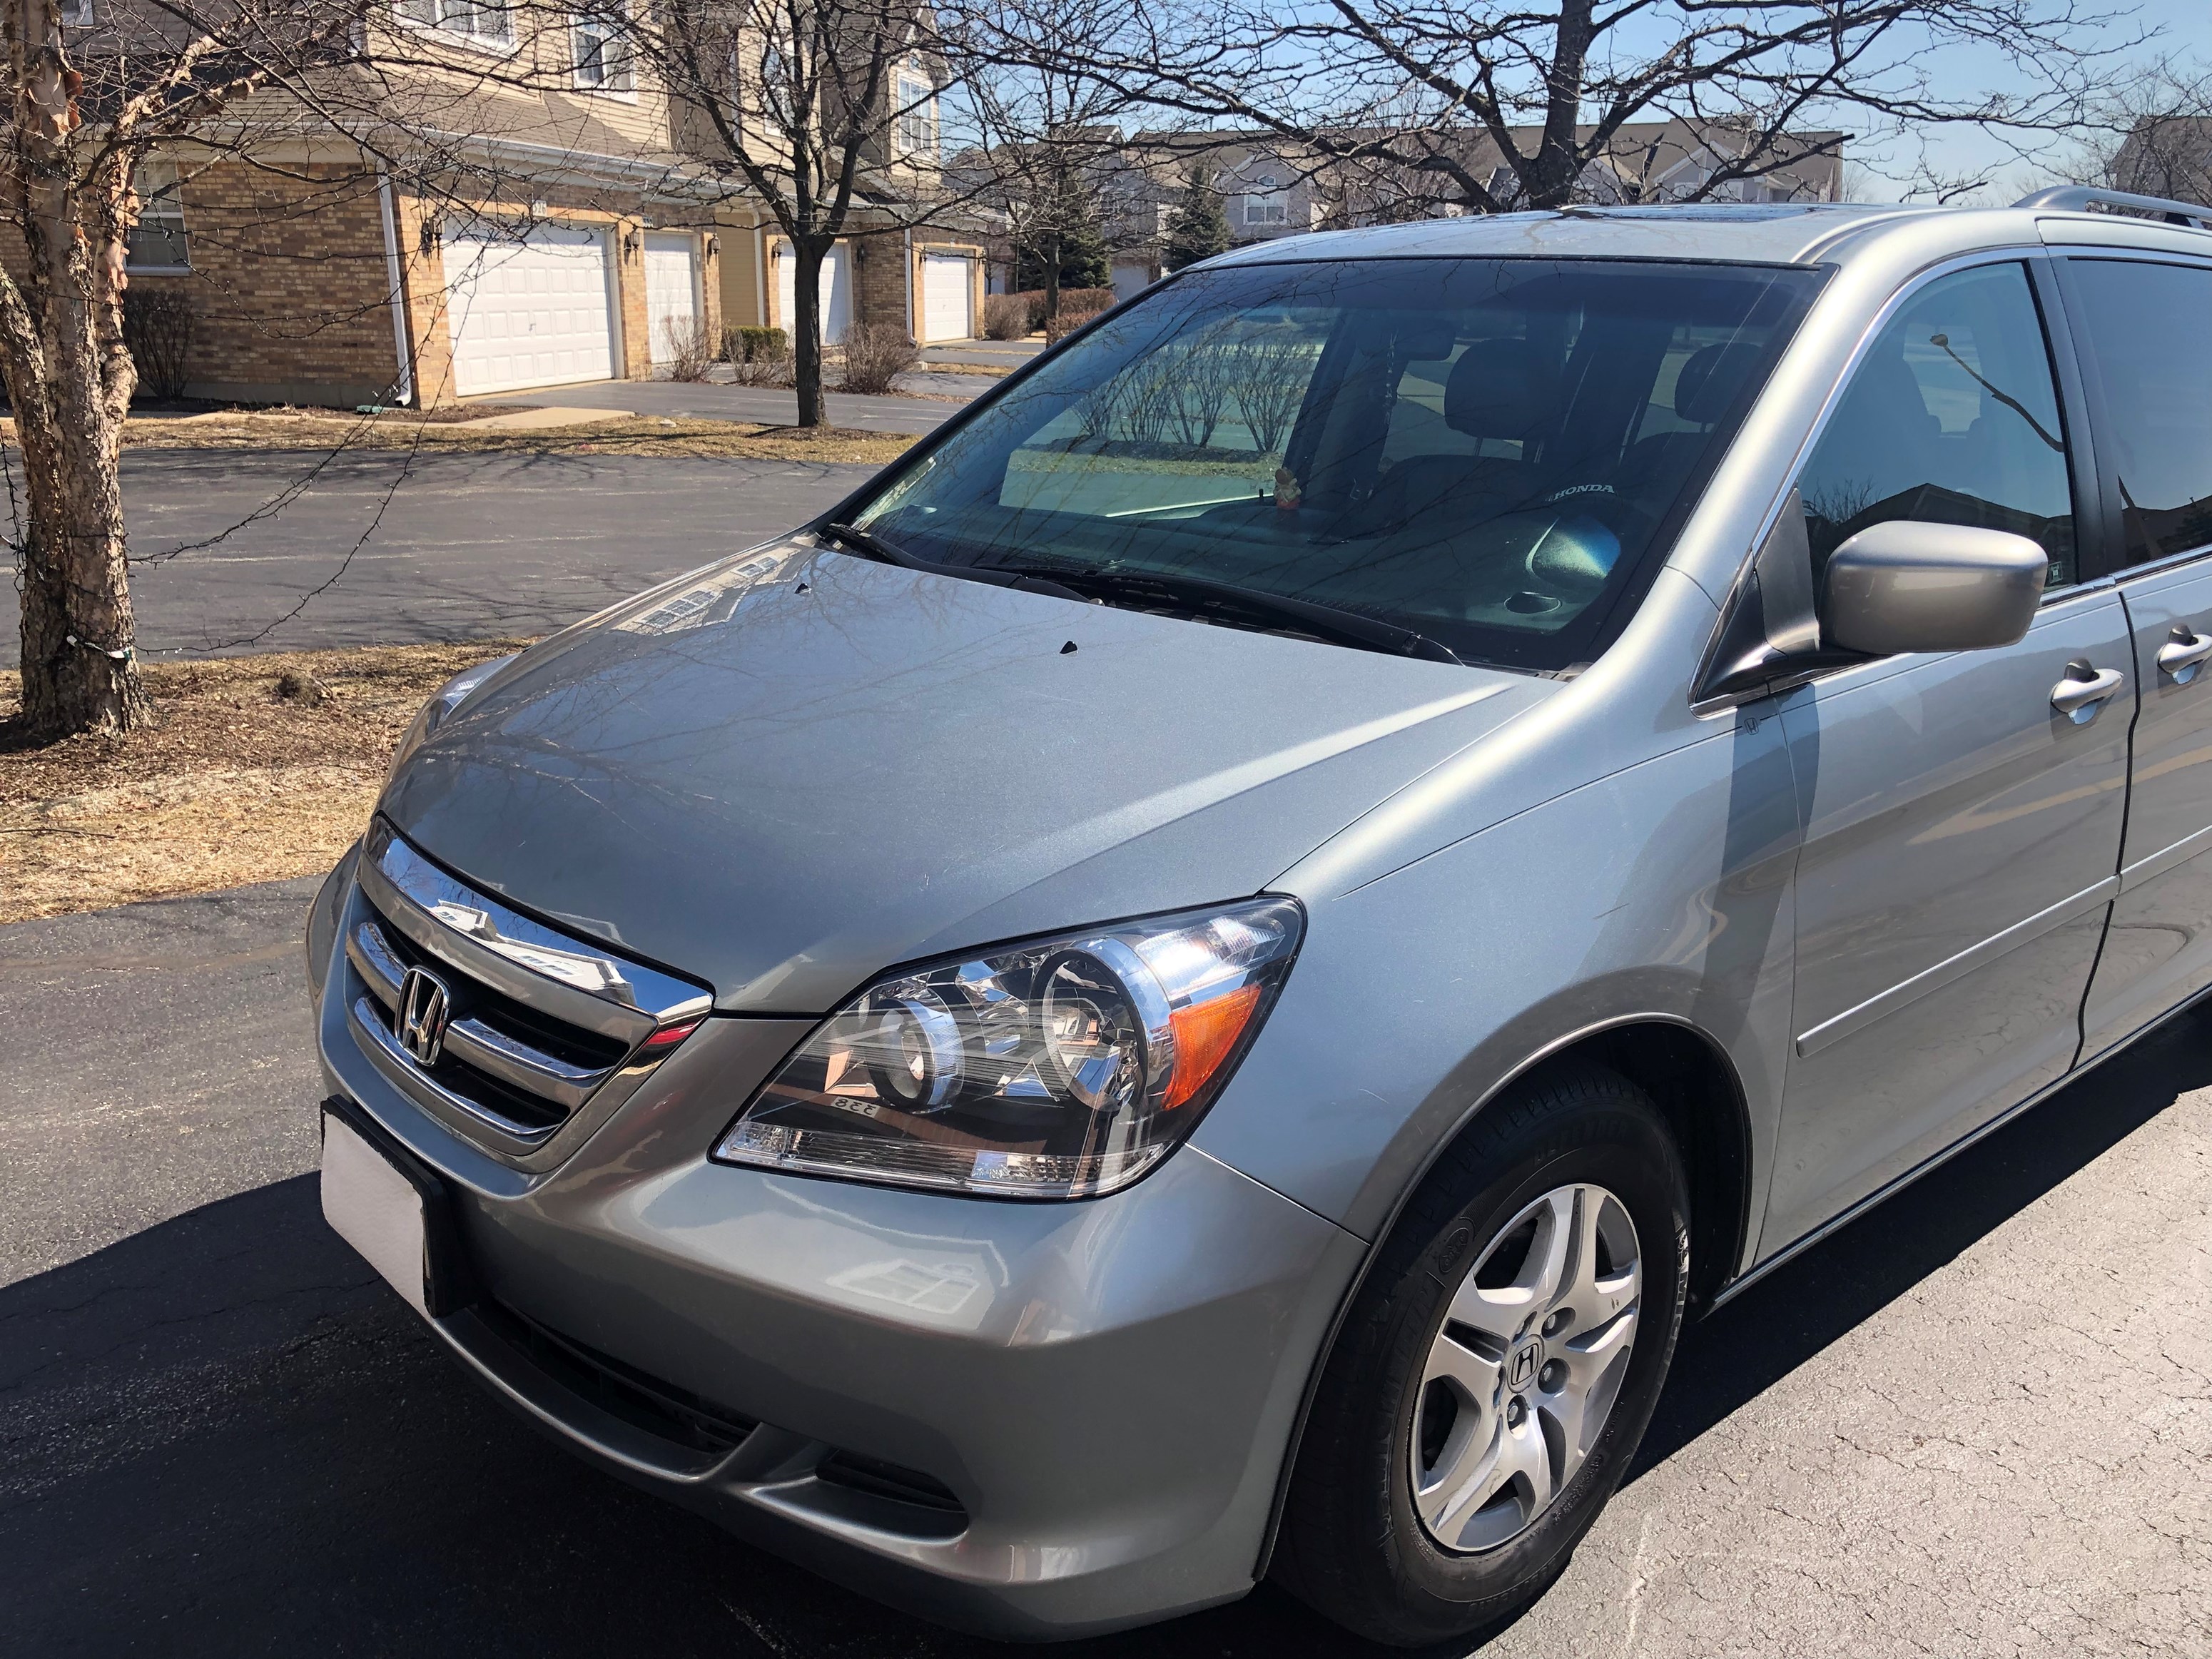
[894,69,937,158]
[395,0,514,47]
[1242,173,1289,225]
[573,7,631,90]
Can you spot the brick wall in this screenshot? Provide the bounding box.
[850,233,907,333]
[128,158,730,407]
[133,160,404,407]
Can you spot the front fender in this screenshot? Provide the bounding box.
[305,839,360,1013]
[1189,709,1799,1257]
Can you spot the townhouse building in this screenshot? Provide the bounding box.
[1093,122,1846,298]
[84,0,986,407]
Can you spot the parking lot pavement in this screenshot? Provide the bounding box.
[3,883,2206,1657]
[0,450,881,666]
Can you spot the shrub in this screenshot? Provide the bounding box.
[1042,303,1109,344]
[982,293,1033,340]
[723,324,792,386]
[1005,287,1117,338]
[659,315,717,382]
[836,323,921,395]
[123,288,194,402]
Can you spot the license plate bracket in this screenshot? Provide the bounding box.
[320,1095,475,1317]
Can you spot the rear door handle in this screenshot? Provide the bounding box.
[2051,661,2125,721]
[2157,624,2212,681]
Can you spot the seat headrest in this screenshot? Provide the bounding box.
[1446,338,1550,440]
[1674,343,1764,425]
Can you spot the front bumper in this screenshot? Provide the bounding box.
[308,856,1363,1639]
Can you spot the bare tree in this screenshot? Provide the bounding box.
[2066,57,2212,204]
[634,0,965,427]
[955,0,1140,318]
[1,0,384,739]
[1010,0,2139,214]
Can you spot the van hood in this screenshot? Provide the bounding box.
[380,543,1547,1011]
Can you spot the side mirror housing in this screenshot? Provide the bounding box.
[1822,521,2048,656]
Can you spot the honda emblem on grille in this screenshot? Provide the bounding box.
[397,965,452,1067]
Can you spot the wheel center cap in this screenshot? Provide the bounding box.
[1507,1339,1543,1393]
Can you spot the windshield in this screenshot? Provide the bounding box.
[851,257,1822,671]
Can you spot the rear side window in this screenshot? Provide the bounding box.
[2064,258,2212,569]
[1796,263,2076,587]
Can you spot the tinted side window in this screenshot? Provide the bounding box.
[1797,263,2075,587]
[2065,258,2212,569]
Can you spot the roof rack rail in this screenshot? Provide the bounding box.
[2012,185,2212,229]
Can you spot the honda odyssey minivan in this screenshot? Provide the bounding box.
[308,188,2212,1645]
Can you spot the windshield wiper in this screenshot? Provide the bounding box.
[986,561,1466,666]
[819,522,1086,602]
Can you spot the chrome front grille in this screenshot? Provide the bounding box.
[345,818,710,1155]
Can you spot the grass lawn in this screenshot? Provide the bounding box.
[0,641,532,923]
[105,410,918,465]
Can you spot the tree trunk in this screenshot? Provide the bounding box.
[791,235,828,430]
[1528,0,1597,208]
[1044,229,1062,320]
[4,0,151,739]
[11,396,146,738]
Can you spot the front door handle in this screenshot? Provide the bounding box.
[2051,660,2125,721]
[2157,624,2212,682]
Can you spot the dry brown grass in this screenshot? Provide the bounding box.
[102,411,917,465]
[0,641,534,923]
[917,360,1019,377]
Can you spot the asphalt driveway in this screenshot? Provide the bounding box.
[1,882,2204,1657]
[0,449,884,666]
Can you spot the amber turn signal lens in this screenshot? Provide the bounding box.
[1164,983,1263,1108]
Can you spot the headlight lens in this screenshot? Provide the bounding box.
[714,898,1304,1199]
[385,654,517,784]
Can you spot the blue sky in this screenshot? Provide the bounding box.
[1857,0,2212,200]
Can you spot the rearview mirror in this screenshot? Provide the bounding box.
[1822,521,2048,656]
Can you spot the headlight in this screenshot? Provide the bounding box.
[385,654,517,784]
[714,897,1304,1199]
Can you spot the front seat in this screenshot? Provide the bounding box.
[1351,338,1553,537]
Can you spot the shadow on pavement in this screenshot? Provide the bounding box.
[5,1006,2203,1658]
[1631,1001,2212,1481]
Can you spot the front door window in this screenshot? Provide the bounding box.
[1795,262,2076,590]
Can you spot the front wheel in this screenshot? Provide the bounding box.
[1273,1065,1690,1646]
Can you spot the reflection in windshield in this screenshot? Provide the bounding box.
[853,258,1820,671]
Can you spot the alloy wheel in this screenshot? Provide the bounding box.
[1410,1182,1643,1553]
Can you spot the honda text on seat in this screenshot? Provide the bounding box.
[308,188,2212,1644]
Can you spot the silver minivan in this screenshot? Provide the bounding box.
[308,190,2212,1645]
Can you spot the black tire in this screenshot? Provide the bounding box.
[1272,1063,1690,1647]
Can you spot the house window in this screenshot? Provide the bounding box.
[61,0,92,24]
[394,0,513,46]
[572,8,631,89]
[126,161,189,271]
[1242,174,1289,225]
[894,71,937,158]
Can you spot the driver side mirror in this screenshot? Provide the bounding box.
[1821,521,2047,656]
[1695,504,2052,707]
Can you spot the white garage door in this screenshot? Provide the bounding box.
[445,223,616,397]
[920,252,974,343]
[644,233,701,365]
[773,243,851,345]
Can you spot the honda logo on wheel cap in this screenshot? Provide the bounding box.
[1508,1341,1542,1392]
[397,965,452,1067]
